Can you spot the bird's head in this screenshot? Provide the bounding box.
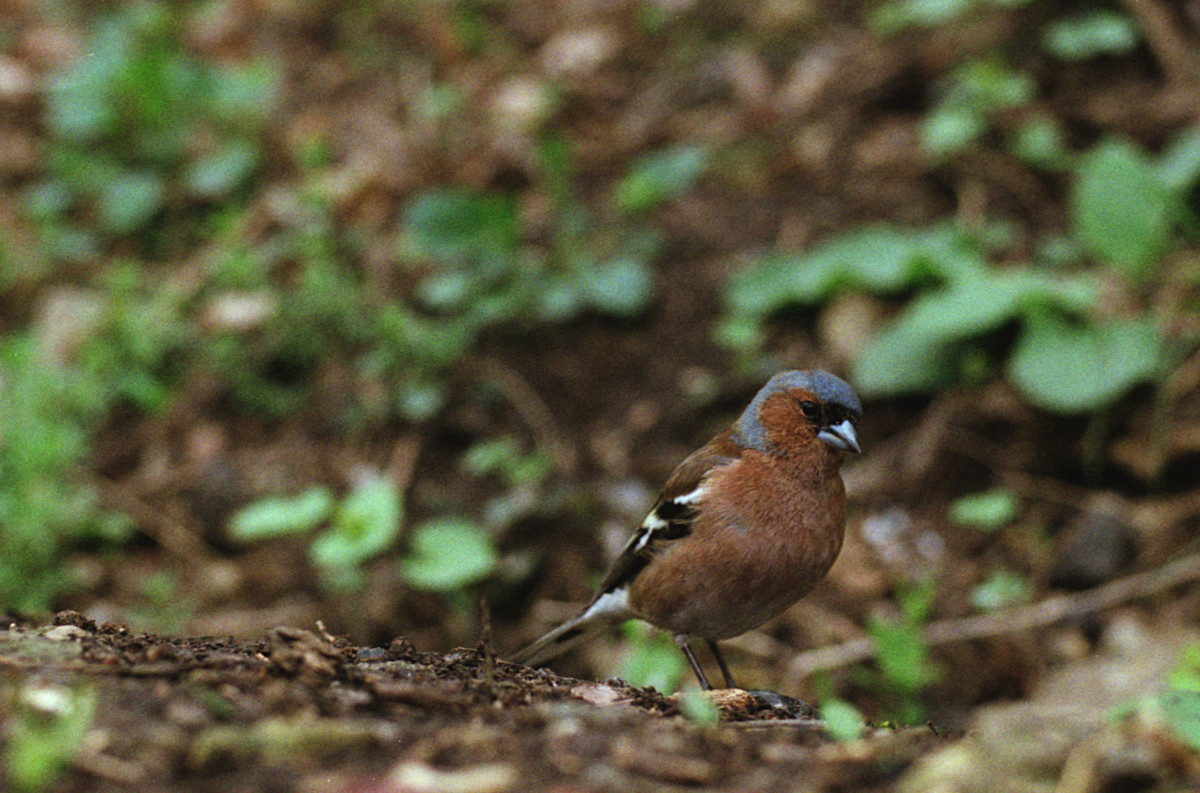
[732,370,862,457]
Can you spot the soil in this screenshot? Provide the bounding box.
[7,612,944,793]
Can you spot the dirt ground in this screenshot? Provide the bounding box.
[6,611,949,793]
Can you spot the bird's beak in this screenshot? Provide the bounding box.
[818,420,860,453]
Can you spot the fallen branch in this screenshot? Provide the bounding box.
[782,553,1200,688]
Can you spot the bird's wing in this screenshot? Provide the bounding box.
[592,432,742,598]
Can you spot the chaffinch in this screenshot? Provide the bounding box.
[511,369,862,690]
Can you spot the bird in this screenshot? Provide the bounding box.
[510,369,862,690]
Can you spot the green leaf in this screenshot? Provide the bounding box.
[1044,11,1139,61]
[186,140,261,198]
[950,58,1036,111]
[404,190,519,261]
[1168,644,1200,693]
[619,622,687,693]
[969,569,1032,611]
[1009,117,1070,169]
[867,618,936,694]
[7,685,97,793]
[394,380,446,421]
[867,580,938,704]
[1161,690,1200,752]
[1156,125,1200,191]
[399,516,496,591]
[922,104,986,156]
[897,578,938,624]
[724,251,832,317]
[950,488,1019,530]
[462,438,520,476]
[852,321,958,397]
[865,258,1094,343]
[820,698,866,742]
[44,21,131,141]
[1072,139,1173,280]
[22,179,76,220]
[578,256,654,317]
[229,487,335,542]
[1008,315,1165,413]
[613,145,709,215]
[210,61,279,123]
[924,56,1035,158]
[535,276,582,321]
[97,171,165,234]
[712,314,765,352]
[892,273,1026,338]
[833,224,978,289]
[415,270,476,311]
[311,478,403,569]
[852,270,1041,398]
[679,691,721,726]
[725,224,976,321]
[870,0,977,33]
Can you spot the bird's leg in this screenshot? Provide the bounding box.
[706,640,737,689]
[675,635,712,690]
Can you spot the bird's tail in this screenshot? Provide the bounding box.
[513,587,641,667]
[510,610,605,667]
[511,589,633,668]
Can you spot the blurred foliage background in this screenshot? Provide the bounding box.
[2,0,1200,736]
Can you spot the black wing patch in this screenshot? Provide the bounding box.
[592,496,700,597]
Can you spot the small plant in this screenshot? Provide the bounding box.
[1161,643,1200,752]
[921,57,1034,157]
[720,125,1200,416]
[4,684,97,793]
[679,690,722,725]
[873,1,1143,174]
[27,4,276,261]
[462,437,552,488]
[1042,11,1140,61]
[619,622,688,693]
[461,436,553,528]
[0,336,131,611]
[862,579,940,724]
[381,137,708,422]
[402,136,707,325]
[231,480,498,595]
[398,516,497,593]
[230,477,405,592]
[819,697,867,742]
[949,488,1019,531]
[229,487,337,542]
[969,569,1032,612]
[613,145,709,216]
[871,0,1034,33]
[312,476,406,591]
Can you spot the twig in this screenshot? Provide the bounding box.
[464,357,578,476]
[97,484,212,561]
[385,434,422,491]
[1119,0,1200,84]
[782,553,1200,687]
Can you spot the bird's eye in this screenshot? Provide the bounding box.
[799,400,820,421]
